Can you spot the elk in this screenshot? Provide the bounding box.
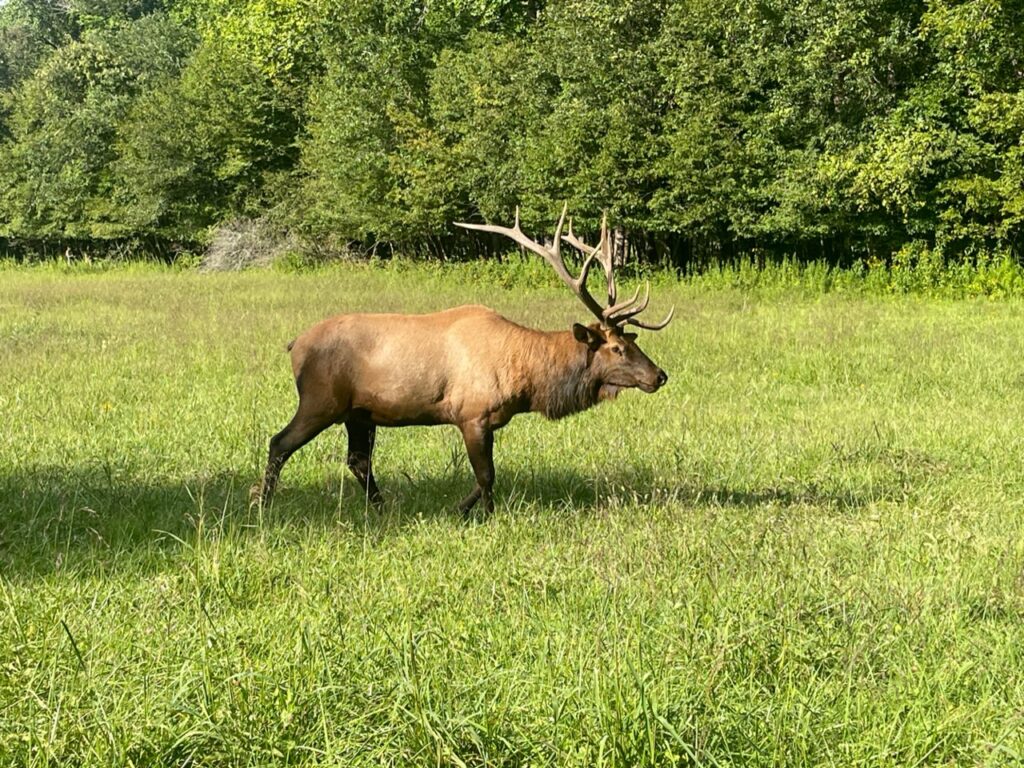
[256,206,673,515]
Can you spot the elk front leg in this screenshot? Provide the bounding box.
[458,421,495,517]
[345,421,383,505]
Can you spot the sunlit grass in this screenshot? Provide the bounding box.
[2,263,1024,766]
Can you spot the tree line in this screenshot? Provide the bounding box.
[1,0,1022,266]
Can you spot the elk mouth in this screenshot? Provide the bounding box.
[599,382,647,400]
[598,370,663,399]
[598,383,625,401]
[600,376,664,400]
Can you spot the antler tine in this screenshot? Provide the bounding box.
[562,213,617,307]
[549,202,567,265]
[599,212,615,305]
[563,218,598,259]
[604,281,650,324]
[455,204,606,323]
[611,280,675,332]
[625,305,675,331]
[593,215,673,332]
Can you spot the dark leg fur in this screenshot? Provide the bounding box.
[257,403,334,506]
[345,421,383,504]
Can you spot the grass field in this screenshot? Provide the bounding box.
[2,263,1024,766]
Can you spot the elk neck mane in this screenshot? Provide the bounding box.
[510,325,600,420]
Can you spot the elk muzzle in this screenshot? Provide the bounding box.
[638,368,668,393]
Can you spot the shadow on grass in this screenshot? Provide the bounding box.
[0,462,896,578]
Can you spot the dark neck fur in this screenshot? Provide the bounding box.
[524,330,600,420]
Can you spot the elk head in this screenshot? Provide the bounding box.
[456,204,673,397]
[572,323,668,400]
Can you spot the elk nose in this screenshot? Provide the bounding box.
[655,370,668,388]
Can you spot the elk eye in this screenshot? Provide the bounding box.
[613,346,625,356]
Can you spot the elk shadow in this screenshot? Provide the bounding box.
[0,462,470,579]
[0,464,255,580]
[660,482,897,512]
[0,461,890,580]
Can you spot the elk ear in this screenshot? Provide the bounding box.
[622,332,638,342]
[572,323,604,350]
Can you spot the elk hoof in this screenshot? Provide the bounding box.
[458,493,495,522]
[457,489,481,517]
[460,507,487,523]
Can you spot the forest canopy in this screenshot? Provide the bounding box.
[1,0,1022,265]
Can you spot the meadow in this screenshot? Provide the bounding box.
[2,262,1024,766]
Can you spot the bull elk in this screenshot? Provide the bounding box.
[257,206,673,515]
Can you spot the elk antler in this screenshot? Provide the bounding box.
[563,212,615,308]
[455,204,605,323]
[455,205,674,331]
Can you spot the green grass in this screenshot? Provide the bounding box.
[2,262,1024,766]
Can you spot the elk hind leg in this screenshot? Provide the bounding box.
[345,420,383,505]
[257,399,336,506]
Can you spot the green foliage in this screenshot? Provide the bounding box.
[0,13,192,239]
[1,0,1023,265]
[172,0,320,86]
[295,0,543,243]
[115,38,294,238]
[296,32,423,243]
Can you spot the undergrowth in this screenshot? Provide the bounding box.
[7,242,1024,299]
